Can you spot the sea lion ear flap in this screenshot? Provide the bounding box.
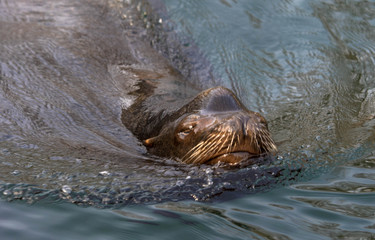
[143,136,157,147]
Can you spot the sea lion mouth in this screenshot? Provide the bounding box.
[206,151,257,165]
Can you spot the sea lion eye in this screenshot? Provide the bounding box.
[182,125,194,134]
[177,125,195,139]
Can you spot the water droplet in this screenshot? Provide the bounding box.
[99,171,110,176]
[11,170,20,176]
[3,190,11,196]
[205,168,213,174]
[203,179,213,187]
[61,185,72,194]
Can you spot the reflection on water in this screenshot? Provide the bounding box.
[1,0,375,238]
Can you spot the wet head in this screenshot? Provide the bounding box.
[144,87,277,165]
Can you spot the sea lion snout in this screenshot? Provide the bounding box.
[176,110,277,165]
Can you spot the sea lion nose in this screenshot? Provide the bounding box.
[204,87,242,112]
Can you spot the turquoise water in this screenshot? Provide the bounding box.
[1,0,375,239]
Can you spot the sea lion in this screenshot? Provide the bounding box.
[121,72,276,165]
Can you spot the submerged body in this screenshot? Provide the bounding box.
[121,78,277,165]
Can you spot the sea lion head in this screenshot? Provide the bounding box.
[143,86,277,165]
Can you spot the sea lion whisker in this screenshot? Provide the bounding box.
[254,132,260,152]
[191,140,212,156]
[183,135,218,163]
[266,135,277,151]
[182,141,205,163]
[216,132,229,153]
[263,132,271,146]
[183,143,200,157]
[227,132,236,154]
[199,137,221,156]
[262,130,274,150]
[189,146,211,164]
[191,133,226,163]
[215,133,227,153]
[204,133,220,144]
[261,133,268,151]
[183,145,203,163]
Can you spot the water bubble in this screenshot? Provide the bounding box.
[3,190,11,196]
[99,171,110,176]
[61,185,72,194]
[203,179,213,188]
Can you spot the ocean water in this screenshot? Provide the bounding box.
[1,0,375,239]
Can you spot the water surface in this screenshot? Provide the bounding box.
[1,0,375,239]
